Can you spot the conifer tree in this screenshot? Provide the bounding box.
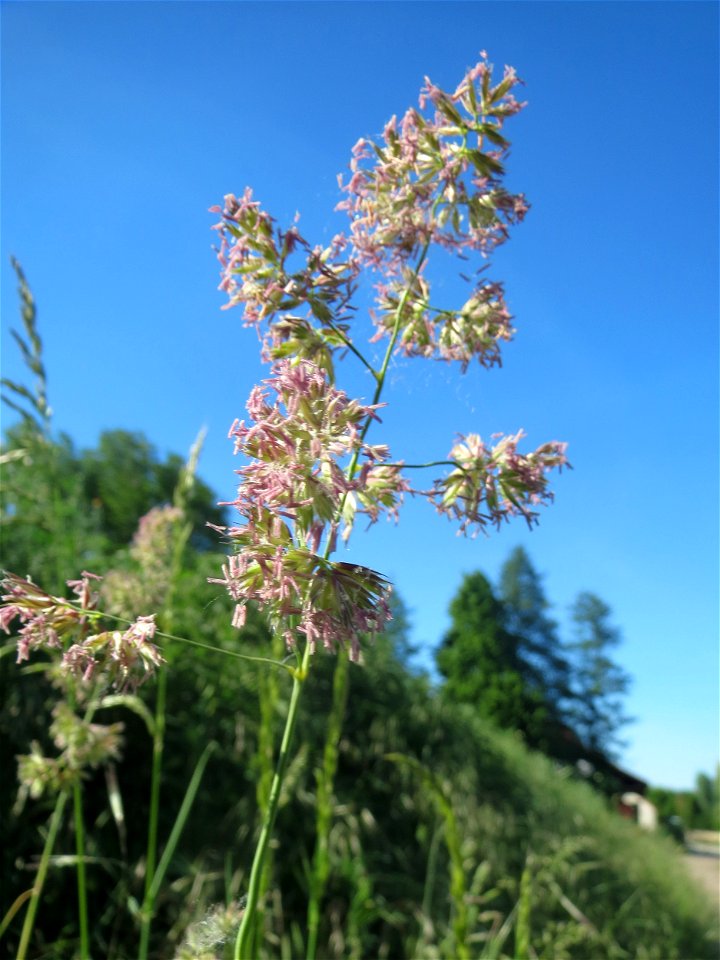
[567,592,631,757]
[499,547,572,725]
[436,572,547,742]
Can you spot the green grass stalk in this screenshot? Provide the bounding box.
[514,856,532,959]
[139,432,205,959]
[138,667,167,960]
[145,740,216,906]
[16,789,68,960]
[421,815,443,921]
[306,653,350,960]
[253,630,283,949]
[303,239,433,959]
[73,781,90,959]
[234,235,432,960]
[234,643,311,960]
[386,754,469,960]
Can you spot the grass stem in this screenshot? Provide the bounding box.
[73,781,90,959]
[16,790,68,960]
[138,667,167,960]
[306,653,350,960]
[234,642,311,960]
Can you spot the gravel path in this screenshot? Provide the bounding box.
[684,838,720,905]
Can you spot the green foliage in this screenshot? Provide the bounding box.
[693,767,720,830]
[1,273,715,959]
[385,753,471,960]
[1,427,110,593]
[0,425,225,593]
[649,766,720,833]
[80,429,225,549]
[3,558,717,959]
[436,572,549,744]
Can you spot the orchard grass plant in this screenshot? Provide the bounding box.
[208,53,566,960]
[1,56,716,960]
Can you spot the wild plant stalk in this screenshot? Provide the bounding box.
[138,668,167,960]
[138,432,205,960]
[234,248,427,960]
[143,740,217,908]
[209,60,568,958]
[16,791,68,960]
[234,643,312,959]
[72,781,90,959]
[303,256,426,958]
[66,684,96,958]
[252,628,284,951]
[387,754,469,959]
[1,257,51,439]
[514,856,533,959]
[306,653,350,960]
[421,815,444,921]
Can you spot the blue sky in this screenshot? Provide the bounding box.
[1,1,717,791]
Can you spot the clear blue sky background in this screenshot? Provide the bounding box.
[2,1,717,791]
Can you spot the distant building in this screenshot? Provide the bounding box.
[620,791,658,830]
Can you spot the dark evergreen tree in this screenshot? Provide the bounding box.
[567,592,631,757]
[436,572,548,742]
[499,547,572,725]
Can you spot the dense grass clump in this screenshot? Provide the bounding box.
[3,583,718,959]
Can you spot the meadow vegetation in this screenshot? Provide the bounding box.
[2,58,718,959]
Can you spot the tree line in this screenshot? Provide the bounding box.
[437,551,632,773]
[2,263,715,959]
[1,409,634,777]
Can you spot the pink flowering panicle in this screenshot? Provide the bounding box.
[337,53,528,369]
[207,55,572,956]
[339,53,527,270]
[210,188,358,380]
[429,432,569,536]
[209,359,406,661]
[210,57,569,663]
[1,570,164,691]
[212,56,528,376]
